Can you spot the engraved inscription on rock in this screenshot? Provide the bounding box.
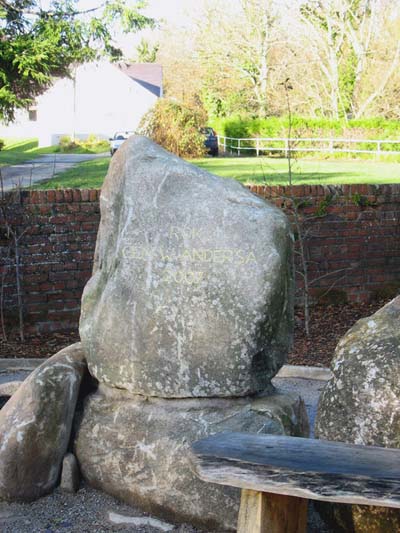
[80,136,293,398]
[122,225,258,287]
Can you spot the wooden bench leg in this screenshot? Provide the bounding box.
[237,489,308,533]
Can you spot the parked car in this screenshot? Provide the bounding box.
[109,131,134,156]
[200,127,218,156]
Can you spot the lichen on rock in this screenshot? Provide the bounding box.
[80,136,294,398]
[315,296,400,532]
[0,343,86,501]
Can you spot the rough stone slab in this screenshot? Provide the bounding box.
[190,432,400,508]
[0,343,86,501]
[75,385,308,531]
[80,136,294,397]
[276,365,332,381]
[0,381,22,398]
[0,359,43,372]
[60,453,80,493]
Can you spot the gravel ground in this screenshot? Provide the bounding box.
[0,485,332,533]
[0,485,200,533]
[0,372,332,533]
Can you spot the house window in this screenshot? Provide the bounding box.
[28,109,37,122]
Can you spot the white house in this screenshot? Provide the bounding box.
[0,62,163,147]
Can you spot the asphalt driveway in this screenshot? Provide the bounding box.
[0,153,107,191]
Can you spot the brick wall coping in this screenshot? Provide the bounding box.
[4,183,400,205]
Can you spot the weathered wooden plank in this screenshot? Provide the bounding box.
[190,432,400,508]
[237,489,308,533]
[263,493,308,533]
[237,489,267,533]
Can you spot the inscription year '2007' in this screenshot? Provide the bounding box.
[122,226,258,285]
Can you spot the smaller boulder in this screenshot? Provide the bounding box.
[60,453,80,493]
[0,381,23,409]
[316,296,400,446]
[0,343,86,501]
[75,385,308,530]
[0,381,23,398]
[315,296,400,532]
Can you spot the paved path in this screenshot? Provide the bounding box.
[0,153,108,191]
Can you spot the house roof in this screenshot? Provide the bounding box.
[116,63,163,97]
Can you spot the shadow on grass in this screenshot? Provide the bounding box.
[0,138,42,166]
[5,139,38,152]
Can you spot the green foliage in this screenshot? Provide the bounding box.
[294,198,312,209]
[315,194,334,216]
[0,139,4,151]
[0,0,155,122]
[136,38,159,62]
[200,88,251,122]
[138,99,207,158]
[211,116,400,159]
[339,49,357,116]
[58,135,108,153]
[214,115,400,138]
[351,192,373,208]
[59,135,79,152]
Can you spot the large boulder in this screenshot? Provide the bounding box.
[0,344,86,501]
[315,296,400,532]
[75,385,308,531]
[80,136,293,397]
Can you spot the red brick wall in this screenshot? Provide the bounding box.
[0,189,100,333]
[1,184,399,333]
[254,184,400,304]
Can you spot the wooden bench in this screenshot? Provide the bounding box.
[190,432,400,533]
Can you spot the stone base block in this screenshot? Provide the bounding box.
[74,385,309,531]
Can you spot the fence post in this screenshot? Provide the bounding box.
[377,140,381,157]
[284,139,289,158]
[256,138,260,157]
[329,138,334,154]
[238,138,241,157]
[223,136,226,154]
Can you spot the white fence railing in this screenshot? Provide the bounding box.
[217,135,400,157]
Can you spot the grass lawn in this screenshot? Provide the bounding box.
[0,138,58,166]
[195,156,400,185]
[33,158,111,189]
[32,154,400,189]
[0,137,108,167]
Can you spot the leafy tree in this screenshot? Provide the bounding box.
[298,0,400,118]
[0,0,155,122]
[196,0,282,119]
[299,0,348,119]
[136,38,159,62]
[138,99,207,158]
